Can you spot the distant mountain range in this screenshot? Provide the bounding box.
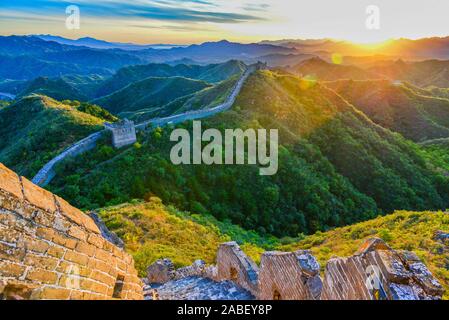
[0,35,296,80]
[290,57,449,88]
[262,37,449,60]
[36,35,184,50]
[2,35,449,84]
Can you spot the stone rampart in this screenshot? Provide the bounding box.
[32,131,104,186]
[0,163,143,300]
[216,241,259,296]
[258,250,322,300]
[146,238,444,300]
[321,238,444,300]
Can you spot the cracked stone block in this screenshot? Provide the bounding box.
[295,250,320,277]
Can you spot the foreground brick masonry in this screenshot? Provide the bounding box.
[0,163,143,300]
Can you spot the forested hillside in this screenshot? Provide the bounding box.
[48,70,449,237]
[95,60,246,97]
[0,95,111,177]
[92,76,212,116]
[326,79,449,141]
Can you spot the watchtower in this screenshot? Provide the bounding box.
[104,119,137,148]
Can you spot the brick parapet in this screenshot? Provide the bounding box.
[0,163,143,300]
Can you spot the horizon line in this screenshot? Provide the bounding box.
[2,32,449,47]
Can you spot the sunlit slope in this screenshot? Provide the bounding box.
[18,76,90,101]
[326,79,449,142]
[235,71,449,212]
[0,95,106,177]
[92,76,212,116]
[291,57,378,81]
[95,60,246,97]
[130,75,241,122]
[96,198,268,276]
[368,59,449,88]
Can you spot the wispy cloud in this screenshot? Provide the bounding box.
[0,0,266,23]
[242,3,270,12]
[130,23,218,33]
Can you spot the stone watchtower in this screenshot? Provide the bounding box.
[104,119,137,148]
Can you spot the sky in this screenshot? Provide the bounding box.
[0,0,448,44]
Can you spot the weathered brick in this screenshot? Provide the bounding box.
[80,278,96,291]
[47,246,66,259]
[0,242,26,262]
[56,261,90,277]
[103,240,114,253]
[116,259,127,273]
[64,250,89,265]
[0,261,26,277]
[36,227,55,242]
[26,268,58,284]
[88,258,112,274]
[21,177,57,213]
[0,209,17,227]
[106,286,114,297]
[94,248,111,263]
[33,210,55,228]
[87,233,105,248]
[123,253,133,266]
[83,292,106,300]
[90,269,115,287]
[69,290,85,300]
[128,292,143,300]
[90,282,109,295]
[24,252,58,271]
[75,242,96,257]
[36,287,71,300]
[55,196,100,234]
[21,236,50,254]
[0,163,24,199]
[112,246,124,259]
[52,215,71,233]
[0,193,22,213]
[58,274,81,288]
[0,225,23,245]
[52,232,77,249]
[68,226,87,241]
[18,203,45,222]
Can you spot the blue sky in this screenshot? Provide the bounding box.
[1,0,448,44]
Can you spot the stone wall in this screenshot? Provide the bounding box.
[258,251,322,300]
[32,131,105,186]
[321,238,444,300]
[145,238,444,300]
[105,119,137,149]
[0,163,143,300]
[216,242,259,296]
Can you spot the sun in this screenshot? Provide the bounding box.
[353,39,395,50]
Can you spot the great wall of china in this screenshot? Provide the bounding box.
[32,63,262,186]
[143,240,444,300]
[0,162,445,300]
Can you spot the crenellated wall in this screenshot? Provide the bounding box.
[258,250,322,300]
[216,242,259,296]
[321,238,445,300]
[146,238,444,300]
[0,163,143,300]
